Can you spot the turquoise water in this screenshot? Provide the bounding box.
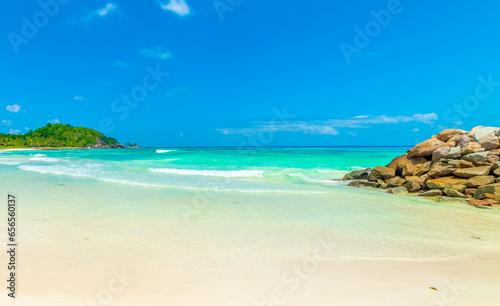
[0,147,409,194]
[1,146,499,260]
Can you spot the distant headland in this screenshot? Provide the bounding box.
[0,123,137,149]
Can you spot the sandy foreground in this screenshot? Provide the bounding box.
[1,158,500,305]
[1,252,500,306]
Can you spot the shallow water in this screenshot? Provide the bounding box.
[1,147,499,304]
[0,147,407,193]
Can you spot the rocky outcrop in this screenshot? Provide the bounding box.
[343,127,500,208]
[437,129,467,142]
[454,166,492,178]
[407,137,450,157]
[343,168,371,180]
[367,166,396,181]
[88,142,127,149]
[465,176,496,188]
[386,154,427,177]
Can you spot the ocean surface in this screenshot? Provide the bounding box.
[0,147,410,194]
[1,147,500,304]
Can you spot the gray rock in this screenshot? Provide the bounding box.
[388,186,409,195]
[478,133,500,150]
[428,162,455,178]
[445,147,461,159]
[419,189,443,197]
[432,147,450,162]
[454,166,492,178]
[473,127,499,141]
[347,180,375,188]
[487,155,500,164]
[493,168,500,176]
[343,168,371,180]
[443,188,467,198]
[462,152,489,164]
[492,162,500,171]
[403,181,422,192]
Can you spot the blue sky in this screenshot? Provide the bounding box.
[2,0,500,147]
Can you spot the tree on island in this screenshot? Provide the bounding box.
[0,123,125,148]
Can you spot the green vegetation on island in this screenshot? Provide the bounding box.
[0,123,126,149]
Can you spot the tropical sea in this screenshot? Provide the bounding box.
[1,147,500,305]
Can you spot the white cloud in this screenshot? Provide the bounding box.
[24,127,30,130]
[160,0,191,16]
[219,122,339,136]
[97,3,118,16]
[48,119,60,124]
[324,113,438,128]
[2,120,12,125]
[114,61,130,67]
[6,104,21,113]
[412,128,420,132]
[71,2,119,23]
[353,115,370,119]
[140,47,173,60]
[218,113,438,137]
[348,132,357,136]
[9,129,21,135]
[74,96,84,101]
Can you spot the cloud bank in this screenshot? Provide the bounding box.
[218,113,438,136]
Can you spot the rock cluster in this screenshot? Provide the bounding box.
[343,127,500,208]
[88,137,127,149]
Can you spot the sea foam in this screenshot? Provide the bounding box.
[29,154,61,162]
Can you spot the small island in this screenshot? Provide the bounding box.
[0,123,131,149]
[343,126,500,208]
